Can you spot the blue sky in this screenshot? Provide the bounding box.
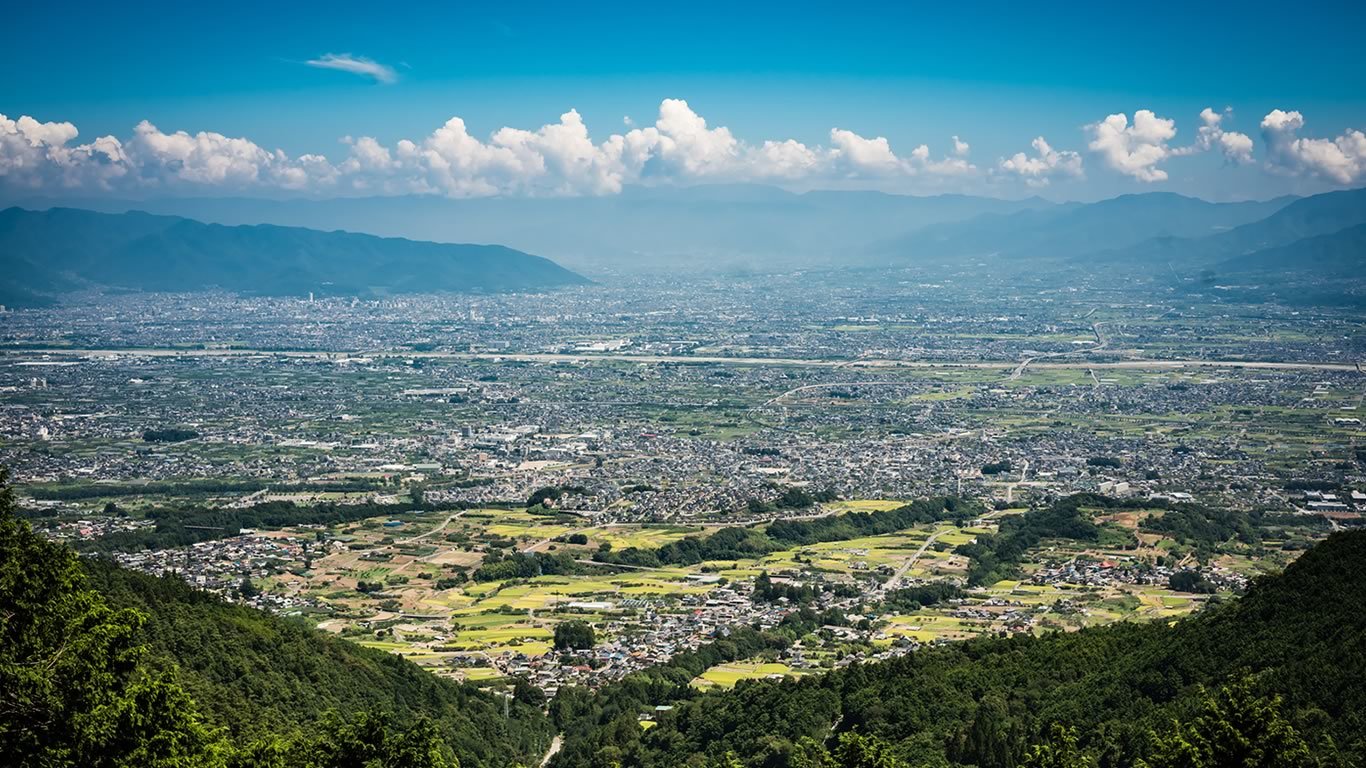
[4,1,1365,201]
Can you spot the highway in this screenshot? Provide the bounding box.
[5,347,1361,373]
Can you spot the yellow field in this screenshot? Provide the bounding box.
[691,661,797,690]
[824,499,905,512]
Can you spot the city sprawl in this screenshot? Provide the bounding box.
[4,268,1363,697]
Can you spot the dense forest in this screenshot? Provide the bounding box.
[0,470,553,768]
[550,529,1366,768]
[22,477,388,502]
[74,498,500,554]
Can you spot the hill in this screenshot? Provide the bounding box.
[81,561,554,767]
[1099,186,1366,269]
[0,471,553,768]
[870,192,1296,263]
[3,188,1055,273]
[0,206,588,306]
[1218,221,1366,276]
[550,529,1366,768]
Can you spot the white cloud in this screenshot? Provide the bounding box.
[0,105,979,198]
[1170,107,1254,164]
[14,100,1328,199]
[826,131,975,178]
[1260,109,1366,184]
[0,114,128,190]
[305,54,398,84]
[750,139,823,179]
[998,136,1084,186]
[1086,109,1178,182]
[917,143,976,177]
[829,128,904,175]
[1197,107,1254,163]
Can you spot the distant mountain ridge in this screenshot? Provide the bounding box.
[4,186,1057,273]
[0,206,588,306]
[1097,186,1366,269]
[1220,221,1366,276]
[871,191,1299,262]
[3,185,1361,289]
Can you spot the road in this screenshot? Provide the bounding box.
[1011,321,1111,381]
[539,734,562,767]
[882,528,951,592]
[392,511,465,548]
[763,380,925,406]
[1004,459,1030,504]
[6,347,1361,373]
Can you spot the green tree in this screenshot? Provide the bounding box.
[790,737,837,768]
[962,694,1017,768]
[287,711,456,768]
[0,468,225,767]
[708,751,745,768]
[514,676,547,708]
[1023,725,1092,768]
[1139,678,1314,768]
[831,732,909,768]
[554,620,596,650]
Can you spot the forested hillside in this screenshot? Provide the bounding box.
[551,529,1366,768]
[0,470,553,768]
[0,206,588,305]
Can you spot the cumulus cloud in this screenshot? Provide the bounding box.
[1197,107,1254,163]
[1086,109,1178,182]
[829,128,904,175]
[998,136,1084,186]
[44,100,1366,200]
[826,130,975,178]
[916,143,977,177]
[305,53,398,84]
[2,99,998,198]
[0,114,128,190]
[1170,107,1254,164]
[1260,109,1366,184]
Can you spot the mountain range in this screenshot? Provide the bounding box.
[2,184,1362,305]
[0,207,588,307]
[2,186,1056,274]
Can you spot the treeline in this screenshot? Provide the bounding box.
[0,470,553,768]
[596,497,975,568]
[753,576,859,607]
[1140,504,1261,547]
[142,427,200,442]
[24,477,386,501]
[528,484,592,506]
[880,582,964,613]
[744,486,839,514]
[472,549,590,582]
[76,499,458,554]
[555,530,1366,767]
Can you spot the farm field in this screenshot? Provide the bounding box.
[691,660,802,690]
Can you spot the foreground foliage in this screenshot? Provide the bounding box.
[0,470,551,768]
